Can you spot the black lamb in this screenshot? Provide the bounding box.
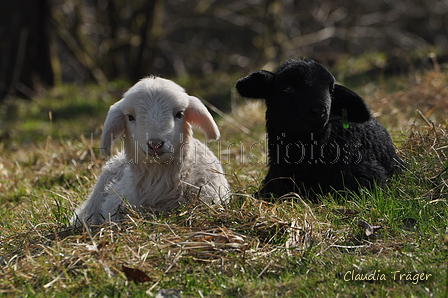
[235,58,403,199]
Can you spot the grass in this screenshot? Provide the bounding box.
[0,70,447,297]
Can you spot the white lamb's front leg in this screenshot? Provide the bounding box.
[72,152,128,226]
[98,176,136,222]
[72,181,107,226]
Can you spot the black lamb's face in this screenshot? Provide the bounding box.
[236,58,372,137]
[267,60,335,134]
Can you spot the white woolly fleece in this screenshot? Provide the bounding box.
[73,77,229,225]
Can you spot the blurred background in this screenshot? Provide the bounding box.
[1,0,447,110]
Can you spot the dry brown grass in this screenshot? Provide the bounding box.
[1,71,448,297]
[367,71,448,129]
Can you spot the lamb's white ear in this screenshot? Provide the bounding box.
[100,102,126,156]
[185,96,220,140]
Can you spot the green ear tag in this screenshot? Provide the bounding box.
[342,108,349,129]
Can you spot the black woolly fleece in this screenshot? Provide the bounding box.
[236,58,404,199]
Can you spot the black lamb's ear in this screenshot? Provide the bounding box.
[235,70,275,99]
[331,84,371,123]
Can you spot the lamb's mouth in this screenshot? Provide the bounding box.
[144,148,173,157]
[300,118,328,129]
[147,151,166,157]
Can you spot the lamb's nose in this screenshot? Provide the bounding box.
[312,106,327,117]
[147,141,164,150]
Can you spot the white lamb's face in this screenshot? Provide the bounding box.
[120,84,189,165]
[100,77,220,164]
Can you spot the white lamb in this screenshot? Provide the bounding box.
[73,77,229,225]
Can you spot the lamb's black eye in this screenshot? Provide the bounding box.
[283,86,293,93]
[127,114,135,121]
[175,111,185,119]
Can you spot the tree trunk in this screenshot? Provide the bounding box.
[0,0,54,100]
[131,0,163,81]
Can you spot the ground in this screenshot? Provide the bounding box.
[0,70,447,297]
